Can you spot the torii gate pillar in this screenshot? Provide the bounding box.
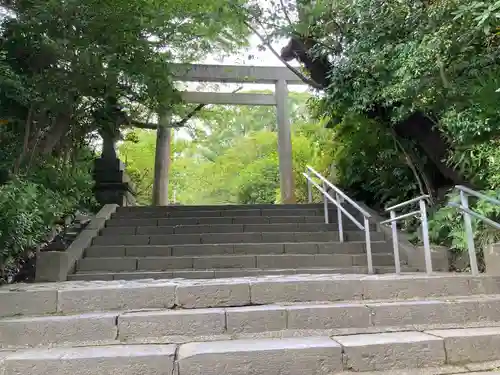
[152,112,172,206]
[275,79,295,204]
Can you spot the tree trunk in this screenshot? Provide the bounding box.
[39,113,71,155]
[393,113,467,186]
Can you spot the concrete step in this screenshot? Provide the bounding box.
[105,215,350,227]
[3,293,500,350]
[112,208,323,218]
[76,253,395,273]
[1,344,176,375]
[100,222,378,236]
[69,266,419,281]
[117,203,326,212]
[85,241,390,258]
[4,327,500,374]
[92,230,385,246]
[111,208,363,219]
[3,274,496,317]
[177,328,500,373]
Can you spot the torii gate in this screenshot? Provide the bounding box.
[152,64,307,206]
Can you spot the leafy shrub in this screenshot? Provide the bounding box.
[428,190,500,255]
[0,180,64,276]
[237,157,280,204]
[0,152,98,282]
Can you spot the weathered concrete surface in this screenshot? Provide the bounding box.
[428,327,500,364]
[0,289,57,318]
[485,242,500,276]
[225,305,287,334]
[287,303,371,330]
[69,265,421,281]
[177,337,342,375]
[0,312,117,348]
[334,331,446,371]
[3,274,499,315]
[3,296,500,348]
[57,282,176,313]
[35,204,118,282]
[118,309,225,339]
[3,344,175,375]
[83,241,389,258]
[76,254,394,273]
[175,279,251,308]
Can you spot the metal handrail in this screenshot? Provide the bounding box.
[307,166,372,218]
[385,195,430,212]
[449,185,500,276]
[304,166,374,274]
[380,195,432,275]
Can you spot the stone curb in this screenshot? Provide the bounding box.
[35,204,118,282]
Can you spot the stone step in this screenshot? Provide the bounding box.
[106,215,342,227]
[76,253,395,273]
[100,222,378,236]
[177,328,500,373]
[4,295,500,349]
[84,241,389,258]
[117,203,326,212]
[4,327,499,374]
[1,344,176,375]
[92,230,385,246]
[2,274,497,317]
[69,266,419,281]
[111,208,363,219]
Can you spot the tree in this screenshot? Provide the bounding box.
[0,0,251,280]
[240,0,500,197]
[0,0,250,170]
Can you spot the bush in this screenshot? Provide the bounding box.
[0,181,62,275]
[428,190,500,256]
[0,152,98,283]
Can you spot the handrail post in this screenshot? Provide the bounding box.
[307,169,312,203]
[460,190,480,276]
[390,210,401,274]
[336,192,344,243]
[322,181,329,224]
[419,198,433,275]
[364,217,374,274]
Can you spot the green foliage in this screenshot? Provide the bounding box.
[0,0,251,279]
[0,152,97,281]
[428,190,500,256]
[243,0,500,260]
[237,158,280,204]
[119,130,158,205]
[326,115,420,210]
[428,142,500,253]
[0,181,64,272]
[119,92,333,205]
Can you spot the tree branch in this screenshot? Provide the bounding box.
[128,87,244,130]
[174,86,243,128]
[279,0,294,27]
[243,19,323,90]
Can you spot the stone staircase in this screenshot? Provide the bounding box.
[2,204,500,374]
[70,203,406,281]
